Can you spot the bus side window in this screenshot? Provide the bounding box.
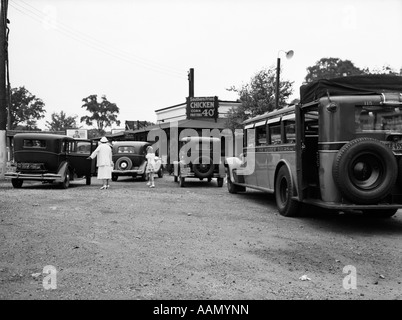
[247,129,256,147]
[255,125,267,146]
[284,121,296,144]
[269,124,282,145]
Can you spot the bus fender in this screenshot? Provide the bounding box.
[225,156,243,183]
[274,160,298,197]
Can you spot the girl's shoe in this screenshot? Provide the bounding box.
[150,185,155,188]
[106,185,110,189]
[100,185,107,190]
[146,181,151,186]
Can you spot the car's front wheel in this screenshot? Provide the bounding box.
[60,170,70,189]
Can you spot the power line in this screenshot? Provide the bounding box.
[9,0,187,80]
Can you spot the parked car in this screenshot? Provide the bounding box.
[111,141,163,181]
[5,133,97,188]
[173,136,226,187]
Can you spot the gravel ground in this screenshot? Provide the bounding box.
[0,173,401,301]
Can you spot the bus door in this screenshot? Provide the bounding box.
[243,124,257,186]
[298,104,320,199]
[255,120,270,189]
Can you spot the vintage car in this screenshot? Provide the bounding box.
[173,136,226,187]
[5,133,97,188]
[111,141,163,181]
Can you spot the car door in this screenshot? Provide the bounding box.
[67,139,97,182]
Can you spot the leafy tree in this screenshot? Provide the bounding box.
[305,57,400,83]
[45,111,78,131]
[9,86,46,130]
[226,66,294,129]
[80,94,121,134]
[304,57,366,83]
[364,64,400,75]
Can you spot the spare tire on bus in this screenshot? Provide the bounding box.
[332,137,397,205]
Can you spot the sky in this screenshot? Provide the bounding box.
[7,0,402,130]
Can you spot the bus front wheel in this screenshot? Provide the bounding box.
[275,166,300,217]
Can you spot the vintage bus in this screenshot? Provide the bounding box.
[225,75,402,218]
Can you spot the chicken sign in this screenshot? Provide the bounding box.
[186,96,218,120]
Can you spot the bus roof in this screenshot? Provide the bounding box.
[300,74,402,104]
[242,105,296,125]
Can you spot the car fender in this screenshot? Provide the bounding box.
[56,161,69,182]
[138,160,147,174]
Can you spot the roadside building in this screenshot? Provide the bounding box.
[105,96,241,168]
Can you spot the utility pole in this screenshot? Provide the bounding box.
[0,0,9,179]
[188,68,194,98]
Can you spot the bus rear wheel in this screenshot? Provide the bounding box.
[275,166,300,217]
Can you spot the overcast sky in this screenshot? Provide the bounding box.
[7,0,402,130]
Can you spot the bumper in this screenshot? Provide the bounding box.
[300,198,402,210]
[180,171,225,179]
[112,169,145,176]
[4,172,63,182]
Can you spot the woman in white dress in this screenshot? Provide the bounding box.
[88,136,113,190]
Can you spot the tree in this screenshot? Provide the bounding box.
[80,94,121,134]
[364,64,400,76]
[226,66,294,129]
[9,86,46,130]
[304,57,366,83]
[45,111,78,131]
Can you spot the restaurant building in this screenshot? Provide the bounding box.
[106,96,241,166]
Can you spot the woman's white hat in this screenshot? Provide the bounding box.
[100,137,108,143]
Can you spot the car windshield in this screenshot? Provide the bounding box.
[355,105,402,133]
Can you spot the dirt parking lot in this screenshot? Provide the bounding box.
[0,173,401,301]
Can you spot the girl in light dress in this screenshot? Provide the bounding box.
[145,146,156,188]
